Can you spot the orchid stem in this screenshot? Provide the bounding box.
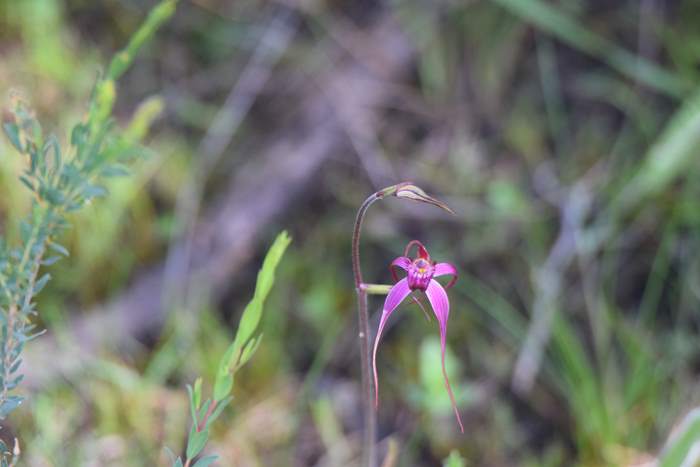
[353,191,382,467]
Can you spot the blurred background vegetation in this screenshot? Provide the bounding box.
[2,0,700,465]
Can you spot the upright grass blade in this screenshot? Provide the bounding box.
[659,408,700,467]
[611,85,700,214]
[550,312,613,453]
[491,0,689,98]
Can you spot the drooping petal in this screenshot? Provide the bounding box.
[372,278,412,407]
[425,279,464,433]
[390,256,411,282]
[433,262,458,289]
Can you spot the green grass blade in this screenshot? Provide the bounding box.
[612,85,700,214]
[491,0,689,98]
[659,408,700,467]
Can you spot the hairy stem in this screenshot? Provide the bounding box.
[1,208,50,410]
[0,304,17,406]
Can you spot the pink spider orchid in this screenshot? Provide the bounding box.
[372,240,464,433]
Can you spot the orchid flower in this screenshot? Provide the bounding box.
[372,240,464,433]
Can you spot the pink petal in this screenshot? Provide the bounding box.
[434,262,458,289]
[425,279,464,433]
[372,278,412,407]
[390,256,411,282]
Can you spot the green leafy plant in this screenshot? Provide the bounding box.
[0,1,175,464]
[166,231,291,467]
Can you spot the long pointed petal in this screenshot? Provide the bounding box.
[425,279,464,433]
[433,262,458,289]
[390,256,411,282]
[372,278,412,407]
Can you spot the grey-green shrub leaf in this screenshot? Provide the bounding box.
[2,123,22,152]
[193,455,218,467]
[186,429,209,460]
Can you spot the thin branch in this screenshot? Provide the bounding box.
[512,184,592,393]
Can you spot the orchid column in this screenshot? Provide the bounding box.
[351,182,455,467]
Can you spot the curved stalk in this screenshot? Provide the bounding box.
[352,182,453,467]
[352,191,381,467]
